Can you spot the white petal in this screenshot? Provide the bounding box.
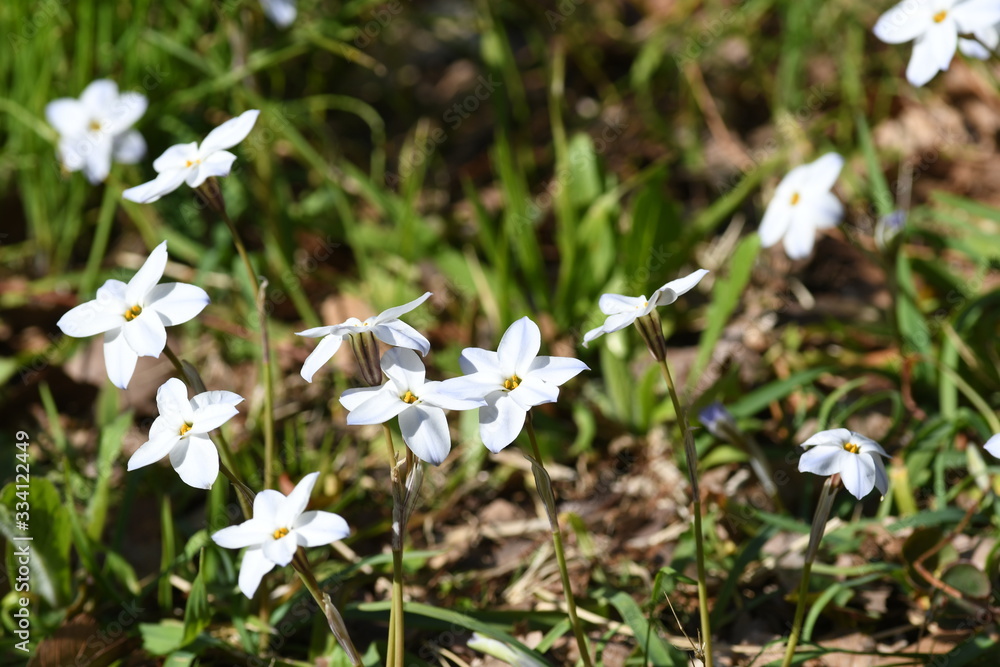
[260,0,297,27]
[253,490,286,524]
[871,454,890,497]
[458,348,500,374]
[984,434,1000,459]
[852,432,890,458]
[300,334,344,382]
[238,547,275,598]
[801,428,852,449]
[782,213,817,260]
[525,355,589,387]
[186,150,238,188]
[103,328,139,389]
[81,136,114,184]
[758,199,792,249]
[45,98,87,138]
[263,533,298,566]
[156,378,193,422]
[127,432,181,470]
[345,387,409,425]
[105,92,147,133]
[293,511,350,546]
[496,317,541,377]
[958,37,991,59]
[803,153,844,195]
[191,390,245,412]
[478,392,527,453]
[146,283,210,325]
[296,325,339,338]
[907,35,945,87]
[122,168,189,204]
[873,2,933,44]
[57,301,123,338]
[278,472,319,528]
[797,446,845,477]
[582,311,640,345]
[199,109,260,156]
[421,379,490,410]
[56,137,86,172]
[508,375,559,410]
[212,519,271,549]
[126,241,168,305]
[428,374,499,403]
[112,130,147,164]
[812,191,844,229]
[372,291,432,324]
[381,347,426,393]
[925,19,958,72]
[839,452,877,500]
[371,321,431,355]
[339,385,384,411]
[190,403,240,434]
[653,268,710,307]
[399,405,451,465]
[80,80,119,112]
[122,311,167,358]
[169,434,220,489]
[952,0,1000,34]
[598,293,647,315]
[153,143,199,173]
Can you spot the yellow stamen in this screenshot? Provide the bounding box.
[272,527,289,539]
[790,192,801,206]
[184,158,201,168]
[843,442,860,454]
[179,422,193,436]
[933,10,947,23]
[401,390,418,404]
[88,120,102,132]
[124,304,143,321]
[503,375,522,391]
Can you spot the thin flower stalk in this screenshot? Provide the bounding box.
[524,415,594,667]
[383,423,406,667]
[781,475,837,667]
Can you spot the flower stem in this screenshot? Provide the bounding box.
[293,551,363,666]
[382,423,405,667]
[781,475,837,667]
[524,417,594,667]
[656,357,713,667]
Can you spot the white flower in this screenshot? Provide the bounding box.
[45,79,147,184]
[984,434,1000,458]
[582,269,709,346]
[958,23,999,58]
[260,0,296,27]
[56,241,210,389]
[439,317,589,453]
[127,378,242,489]
[873,0,1000,86]
[798,428,890,500]
[296,292,433,383]
[339,348,485,465]
[122,109,260,204]
[212,472,350,598]
[758,153,844,260]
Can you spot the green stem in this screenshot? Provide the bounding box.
[382,424,405,667]
[656,358,713,667]
[524,417,594,667]
[294,552,363,666]
[781,476,837,667]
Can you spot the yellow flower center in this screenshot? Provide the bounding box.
[933,10,947,23]
[124,304,143,321]
[272,527,289,539]
[184,158,202,168]
[843,442,860,454]
[790,192,801,206]
[401,390,418,404]
[88,120,102,132]
[503,375,522,391]
[179,422,193,436]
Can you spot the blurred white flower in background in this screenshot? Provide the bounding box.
[260,0,296,28]
[758,153,844,260]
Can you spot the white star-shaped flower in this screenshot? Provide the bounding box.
[56,241,210,389]
[797,428,890,500]
[127,378,243,489]
[339,348,486,465]
[211,472,350,598]
[439,317,589,453]
[45,79,147,184]
[296,292,433,382]
[122,109,260,203]
[873,0,1000,86]
[758,153,844,260]
[582,269,709,346]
